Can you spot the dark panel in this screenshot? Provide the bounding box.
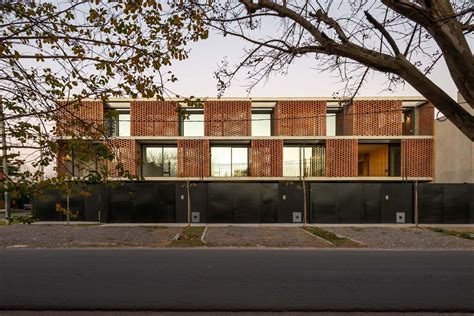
[337,183,364,223]
[363,183,381,223]
[310,183,337,223]
[442,184,468,224]
[260,183,279,223]
[419,184,443,224]
[133,183,160,222]
[155,183,176,223]
[234,184,261,223]
[208,183,234,223]
[108,183,135,223]
[175,183,208,223]
[469,184,474,224]
[83,184,103,222]
[279,182,305,223]
[59,193,85,221]
[33,190,62,221]
[380,183,413,223]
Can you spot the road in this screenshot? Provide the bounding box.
[0,249,473,311]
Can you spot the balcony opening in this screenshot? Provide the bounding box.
[180,108,204,136]
[141,145,177,177]
[283,145,325,177]
[402,108,415,135]
[251,108,273,136]
[63,147,98,178]
[105,109,130,137]
[358,143,400,177]
[211,146,249,177]
[326,112,337,136]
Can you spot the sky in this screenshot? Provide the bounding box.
[164,30,461,101]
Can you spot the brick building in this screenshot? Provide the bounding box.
[52,97,437,223]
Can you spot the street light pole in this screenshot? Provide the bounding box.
[0,96,10,224]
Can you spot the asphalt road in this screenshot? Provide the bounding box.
[0,249,473,312]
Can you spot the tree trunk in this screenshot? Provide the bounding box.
[395,56,474,140]
[186,180,191,228]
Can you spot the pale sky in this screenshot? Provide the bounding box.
[164,30,461,101]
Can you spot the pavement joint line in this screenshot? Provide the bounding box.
[28,222,474,227]
[201,225,208,244]
[297,226,332,245]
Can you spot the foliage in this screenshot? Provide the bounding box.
[168,226,206,247]
[0,1,208,201]
[12,214,36,225]
[179,0,474,139]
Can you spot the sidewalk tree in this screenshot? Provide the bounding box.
[0,0,208,219]
[180,0,474,140]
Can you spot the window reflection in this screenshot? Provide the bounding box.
[283,145,325,177]
[181,111,204,136]
[211,146,249,177]
[142,146,177,177]
[252,111,272,136]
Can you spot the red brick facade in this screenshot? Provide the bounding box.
[178,139,210,177]
[344,100,402,136]
[131,100,179,136]
[105,139,139,177]
[205,100,251,136]
[401,138,434,178]
[326,139,358,177]
[417,102,434,136]
[250,139,283,177]
[57,100,104,136]
[274,100,326,136]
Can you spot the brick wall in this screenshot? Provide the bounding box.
[344,100,402,136]
[205,100,251,136]
[178,139,210,177]
[105,139,139,177]
[274,100,326,136]
[326,139,358,177]
[417,102,434,136]
[250,139,283,177]
[57,100,104,136]
[401,138,434,177]
[343,103,354,136]
[131,100,179,136]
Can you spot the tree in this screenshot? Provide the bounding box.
[180,0,474,140]
[0,0,208,221]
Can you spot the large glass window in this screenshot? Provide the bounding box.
[358,143,400,177]
[402,108,414,135]
[251,109,272,136]
[211,146,248,177]
[63,149,98,178]
[180,110,204,136]
[142,146,177,177]
[326,113,336,136]
[105,109,130,137]
[283,145,325,177]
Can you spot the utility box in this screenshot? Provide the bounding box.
[396,212,405,223]
[293,212,302,223]
[191,212,200,223]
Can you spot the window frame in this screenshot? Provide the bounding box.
[105,108,131,137]
[179,108,205,136]
[210,145,250,177]
[283,144,326,177]
[251,108,273,136]
[141,145,178,177]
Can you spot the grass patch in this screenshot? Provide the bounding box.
[303,227,363,248]
[168,226,206,247]
[429,227,474,240]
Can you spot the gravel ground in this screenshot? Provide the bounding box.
[204,226,331,248]
[324,227,474,249]
[0,225,180,248]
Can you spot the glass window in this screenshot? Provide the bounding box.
[211,146,248,177]
[105,109,130,137]
[142,146,177,177]
[63,149,98,177]
[181,111,204,136]
[326,113,336,136]
[252,111,272,136]
[283,145,325,177]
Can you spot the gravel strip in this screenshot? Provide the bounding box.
[0,225,181,248]
[204,226,330,248]
[325,227,474,249]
